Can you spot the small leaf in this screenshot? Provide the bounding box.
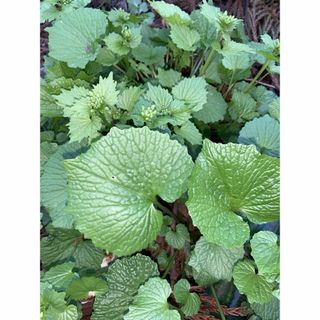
[42,262,76,289]
[174,279,190,304]
[67,277,108,300]
[157,68,182,88]
[117,86,143,111]
[132,43,167,66]
[251,296,280,320]
[174,121,202,145]
[181,293,201,316]
[251,231,280,282]
[229,90,258,122]
[233,260,274,304]
[124,277,180,320]
[238,115,280,157]
[188,237,244,285]
[193,86,227,123]
[165,224,190,249]
[170,25,200,52]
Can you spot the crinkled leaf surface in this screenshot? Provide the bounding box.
[157,68,182,88]
[170,25,200,51]
[67,276,108,300]
[41,227,104,269]
[238,115,280,157]
[251,231,280,282]
[187,141,279,248]
[42,262,76,289]
[172,77,207,112]
[193,86,227,123]
[92,254,159,320]
[233,260,274,304]
[41,142,87,229]
[188,237,244,285]
[251,296,280,320]
[124,277,181,320]
[48,8,107,68]
[65,126,193,256]
[165,223,190,249]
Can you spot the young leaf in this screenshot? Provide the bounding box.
[170,25,200,52]
[150,1,191,26]
[67,277,108,300]
[233,260,274,304]
[157,68,182,88]
[65,127,193,256]
[187,141,279,248]
[238,115,280,157]
[269,97,280,121]
[42,262,76,289]
[193,86,227,123]
[165,224,190,249]
[251,231,280,282]
[172,77,207,112]
[47,8,107,68]
[174,121,202,145]
[132,43,167,66]
[93,254,159,320]
[229,90,258,122]
[124,277,180,320]
[188,237,244,285]
[117,86,143,111]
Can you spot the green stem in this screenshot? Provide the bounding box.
[243,59,270,93]
[161,253,175,279]
[210,285,226,320]
[114,64,126,75]
[154,200,174,218]
[224,69,235,99]
[200,42,218,76]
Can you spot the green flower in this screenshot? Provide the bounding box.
[216,11,240,34]
[141,105,158,122]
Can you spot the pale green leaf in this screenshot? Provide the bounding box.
[170,25,200,52]
[40,142,58,175]
[47,8,107,68]
[181,293,201,316]
[173,279,190,304]
[145,84,173,110]
[187,141,279,248]
[92,254,159,320]
[132,43,167,66]
[193,86,227,123]
[188,237,244,285]
[229,90,258,122]
[150,1,191,26]
[124,277,181,320]
[65,127,193,256]
[233,260,274,304]
[251,231,280,282]
[67,277,108,300]
[238,115,280,157]
[92,73,119,107]
[165,224,190,249]
[42,262,76,289]
[46,305,78,320]
[172,77,207,112]
[251,296,280,320]
[157,68,182,88]
[117,86,143,111]
[96,47,120,66]
[174,121,202,145]
[200,0,220,24]
[269,97,280,121]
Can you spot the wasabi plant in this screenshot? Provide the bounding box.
[40,1,280,319]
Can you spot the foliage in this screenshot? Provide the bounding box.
[40,1,280,319]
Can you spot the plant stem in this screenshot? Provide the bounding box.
[224,69,235,98]
[161,253,175,279]
[243,59,270,93]
[200,42,218,76]
[113,64,126,75]
[210,285,226,320]
[154,200,174,217]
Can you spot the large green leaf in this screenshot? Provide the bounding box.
[233,260,274,304]
[41,142,87,229]
[170,25,200,52]
[251,296,280,320]
[124,277,181,320]
[251,231,280,282]
[238,115,280,157]
[193,86,227,123]
[67,276,108,300]
[188,237,244,285]
[47,8,107,68]
[187,141,279,248]
[92,254,159,320]
[65,127,193,256]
